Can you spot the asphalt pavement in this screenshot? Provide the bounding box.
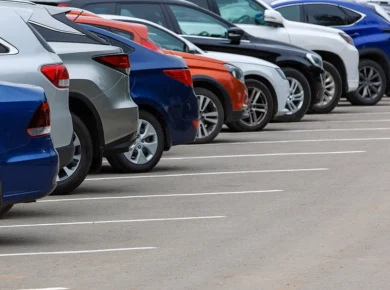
[2,99,390,290]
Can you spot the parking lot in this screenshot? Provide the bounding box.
[2,99,390,290]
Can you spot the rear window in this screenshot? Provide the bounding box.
[92,32,135,54]
[26,22,56,53]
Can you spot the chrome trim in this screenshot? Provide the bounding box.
[29,20,84,35]
[0,38,19,55]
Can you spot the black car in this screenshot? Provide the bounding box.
[51,0,325,122]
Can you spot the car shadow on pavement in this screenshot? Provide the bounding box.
[0,235,50,247]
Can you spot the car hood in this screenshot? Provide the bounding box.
[284,18,345,35]
[203,51,278,68]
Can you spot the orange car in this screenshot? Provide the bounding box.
[67,13,248,143]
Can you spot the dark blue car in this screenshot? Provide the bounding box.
[0,82,58,218]
[81,24,199,173]
[270,0,390,105]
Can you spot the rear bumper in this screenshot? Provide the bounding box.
[103,130,138,156]
[56,141,74,168]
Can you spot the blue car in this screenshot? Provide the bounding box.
[81,24,198,173]
[270,0,390,105]
[0,82,58,218]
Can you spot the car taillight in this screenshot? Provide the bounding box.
[26,100,51,137]
[58,2,69,6]
[93,54,130,75]
[163,69,193,87]
[141,38,162,53]
[41,64,70,88]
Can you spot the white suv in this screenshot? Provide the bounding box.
[187,0,359,113]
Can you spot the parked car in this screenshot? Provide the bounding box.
[0,82,58,218]
[72,23,198,172]
[0,6,73,171]
[70,15,248,143]
[270,0,390,106]
[0,2,139,194]
[65,0,355,115]
[99,15,289,131]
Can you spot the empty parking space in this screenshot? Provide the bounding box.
[2,103,390,290]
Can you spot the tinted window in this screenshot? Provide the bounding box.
[168,5,229,38]
[119,4,167,27]
[188,0,209,9]
[276,5,301,22]
[341,7,362,24]
[143,24,186,51]
[83,3,116,14]
[26,22,55,53]
[93,32,134,54]
[305,4,348,26]
[0,44,9,54]
[216,0,265,25]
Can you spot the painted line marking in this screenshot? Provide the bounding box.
[329,112,390,116]
[20,288,69,290]
[322,119,390,123]
[85,168,329,182]
[186,137,390,147]
[217,127,390,135]
[0,216,227,229]
[0,247,157,257]
[40,189,283,203]
[160,151,365,161]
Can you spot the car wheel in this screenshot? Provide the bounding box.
[107,110,164,173]
[193,87,224,144]
[0,204,14,219]
[226,79,273,132]
[53,114,93,195]
[309,61,342,114]
[346,59,386,105]
[275,67,311,122]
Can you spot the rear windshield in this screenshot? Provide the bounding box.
[30,12,109,45]
[26,22,56,53]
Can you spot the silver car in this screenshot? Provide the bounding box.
[0,6,74,168]
[0,1,139,195]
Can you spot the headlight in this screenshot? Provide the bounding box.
[224,64,244,82]
[306,53,323,68]
[276,68,286,79]
[339,32,354,46]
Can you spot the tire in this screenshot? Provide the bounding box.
[0,204,13,219]
[309,61,342,114]
[193,87,224,144]
[53,114,93,195]
[346,59,386,106]
[226,79,273,132]
[107,110,164,173]
[275,67,311,122]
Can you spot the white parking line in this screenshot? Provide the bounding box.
[330,112,390,115]
[85,168,329,182]
[161,151,365,161]
[0,247,157,257]
[0,216,227,229]
[218,127,390,135]
[20,288,69,290]
[188,137,390,147]
[323,119,390,123]
[40,189,283,203]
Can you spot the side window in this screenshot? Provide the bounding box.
[0,44,8,54]
[93,32,134,54]
[119,4,167,27]
[304,4,348,26]
[340,7,363,24]
[144,24,186,51]
[215,0,265,25]
[168,5,229,38]
[276,5,301,22]
[111,29,135,41]
[188,0,209,9]
[83,3,116,14]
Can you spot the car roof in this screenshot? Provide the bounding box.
[271,0,370,7]
[75,0,199,6]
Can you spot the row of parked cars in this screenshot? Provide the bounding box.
[1,0,390,217]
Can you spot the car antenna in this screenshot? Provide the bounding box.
[73,9,84,22]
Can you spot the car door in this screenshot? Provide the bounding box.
[302,3,367,46]
[211,0,291,43]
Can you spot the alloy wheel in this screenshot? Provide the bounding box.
[240,86,267,126]
[286,78,304,115]
[357,66,382,100]
[57,133,81,182]
[124,119,158,165]
[197,94,219,139]
[315,70,335,107]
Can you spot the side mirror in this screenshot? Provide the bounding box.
[264,9,284,26]
[227,27,245,44]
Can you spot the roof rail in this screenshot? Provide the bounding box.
[0,0,36,4]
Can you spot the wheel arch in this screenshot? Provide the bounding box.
[192,75,232,122]
[69,92,104,173]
